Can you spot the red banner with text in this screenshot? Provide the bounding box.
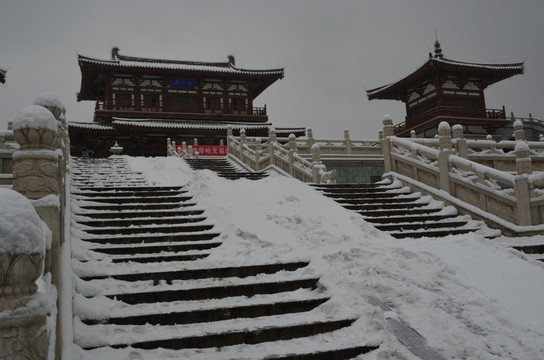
[176,145,228,156]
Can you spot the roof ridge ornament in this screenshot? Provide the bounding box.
[434,35,444,60]
[111,47,120,60]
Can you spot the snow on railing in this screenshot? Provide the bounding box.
[226,127,335,183]
[381,117,544,231]
[1,94,70,358]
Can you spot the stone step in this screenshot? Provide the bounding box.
[73,189,188,197]
[79,202,197,211]
[343,202,429,211]
[80,319,357,350]
[89,241,222,255]
[77,215,208,228]
[81,297,329,326]
[109,253,209,263]
[513,244,544,255]
[79,261,310,282]
[103,277,320,304]
[391,227,478,239]
[363,213,457,223]
[82,223,215,235]
[334,196,419,205]
[375,220,468,232]
[256,346,379,360]
[80,232,221,245]
[312,183,384,189]
[75,195,192,204]
[75,185,184,193]
[357,207,443,217]
[75,209,204,219]
[320,191,411,199]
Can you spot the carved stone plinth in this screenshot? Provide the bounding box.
[0,311,48,360]
[13,151,59,200]
[0,188,48,359]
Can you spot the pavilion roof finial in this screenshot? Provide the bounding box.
[434,31,444,59]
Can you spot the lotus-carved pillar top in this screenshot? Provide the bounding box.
[12,105,58,150]
[33,92,66,123]
[0,188,47,308]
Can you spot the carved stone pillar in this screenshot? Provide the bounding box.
[515,141,533,175]
[344,129,352,154]
[12,105,59,199]
[438,121,452,151]
[306,128,314,149]
[0,188,48,359]
[382,115,394,138]
[513,120,525,141]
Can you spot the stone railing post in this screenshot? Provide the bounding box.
[240,129,246,144]
[255,137,262,170]
[12,106,59,275]
[0,189,49,360]
[438,121,452,151]
[166,138,173,156]
[306,127,314,150]
[515,141,533,175]
[226,125,233,149]
[381,115,394,173]
[268,128,276,166]
[513,120,525,141]
[514,140,532,225]
[452,124,468,158]
[410,130,416,138]
[288,134,296,175]
[311,144,325,183]
[437,122,452,193]
[194,138,198,146]
[382,114,394,138]
[486,135,498,153]
[344,129,352,154]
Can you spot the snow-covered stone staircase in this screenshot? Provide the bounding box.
[185,157,268,180]
[313,180,499,239]
[70,157,379,359]
[513,245,544,262]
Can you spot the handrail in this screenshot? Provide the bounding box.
[384,122,544,229]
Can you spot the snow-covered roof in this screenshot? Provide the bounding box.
[367,55,524,100]
[68,122,115,131]
[78,53,284,76]
[111,118,272,130]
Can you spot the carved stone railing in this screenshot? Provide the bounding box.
[226,127,336,183]
[381,115,544,235]
[1,94,70,359]
[0,130,17,185]
[229,127,381,158]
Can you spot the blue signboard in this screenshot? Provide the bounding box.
[171,79,195,88]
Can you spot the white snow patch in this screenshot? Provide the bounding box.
[0,188,47,254]
[12,105,58,132]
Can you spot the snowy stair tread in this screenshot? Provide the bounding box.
[185,157,268,180]
[314,181,499,238]
[72,157,376,358]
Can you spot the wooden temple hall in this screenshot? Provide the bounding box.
[69,48,304,157]
[367,40,524,138]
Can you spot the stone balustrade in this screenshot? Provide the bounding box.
[1,94,70,359]
[381,115,544,235]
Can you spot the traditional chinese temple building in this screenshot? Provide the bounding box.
[69,48,304,157]
[367,41,524,138]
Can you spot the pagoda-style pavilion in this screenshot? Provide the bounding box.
[367,41,524,138]
[70,48,304,157]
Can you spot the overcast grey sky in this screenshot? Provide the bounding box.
[1,0,543,139]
